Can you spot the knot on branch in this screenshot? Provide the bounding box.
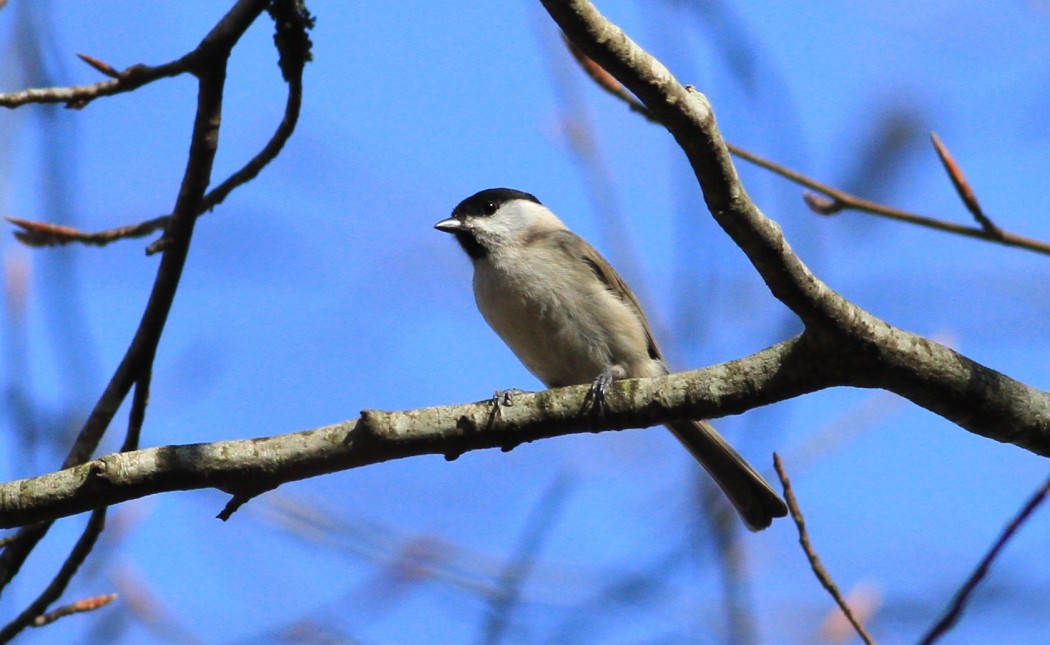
[86,457,114,484]
[268,0,316,81]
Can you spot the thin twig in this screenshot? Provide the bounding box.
[0,0,273,599]
[0,16,310,625]
[122,370,152,453]
[7,1,311,254]
[929,132,1003,238]
[7,56,299,252]
[773,453,876,645]
[0,58,189,110]
[189,0,312,224]
[0,509,107,642]
[7,55,299,252]
[152,0,310,252]
[731,145,1050,256]
[562,40,1050,257]
[918,472,1050,645]
[32,593,118,628]
[6,215,170,248]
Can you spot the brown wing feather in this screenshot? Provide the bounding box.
[548,231,665,363]
[538,232,787,530]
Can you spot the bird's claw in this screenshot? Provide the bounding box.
[491,388,525,409]
[489,388,526,425]
[583,370,615,417]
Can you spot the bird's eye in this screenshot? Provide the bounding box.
[482,201,498,216]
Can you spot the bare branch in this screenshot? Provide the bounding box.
[540,0,1050,452]
[559,25,1050,257]
[543,0,856,330]
[6,52,300,253]
[4,329,1050,530]
[0,57,189,110]
[0,509,107,641]
[0,0,273,604]
[7,0,310,255]
[122,371,152,453]
[6,215,170,248]
[929,131,1003,238]
[919,473,1050,645]
[774,455,877,645]
[0,338,821,528]
[32,593,118,628]
[166,0,310,245]
[2,5,1049,641]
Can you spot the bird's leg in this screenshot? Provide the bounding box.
[583,366,627,417]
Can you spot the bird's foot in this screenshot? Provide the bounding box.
[491,388,525,408]
[583,369,618,418]
[489,388,526,422]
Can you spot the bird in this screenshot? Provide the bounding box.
[435,188,787,530]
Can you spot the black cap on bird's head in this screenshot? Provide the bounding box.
[450,188,540,219]
[435,188,542,260]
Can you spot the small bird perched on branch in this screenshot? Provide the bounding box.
[435,188,786,530]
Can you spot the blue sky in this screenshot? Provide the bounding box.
[3,1,1050,643]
